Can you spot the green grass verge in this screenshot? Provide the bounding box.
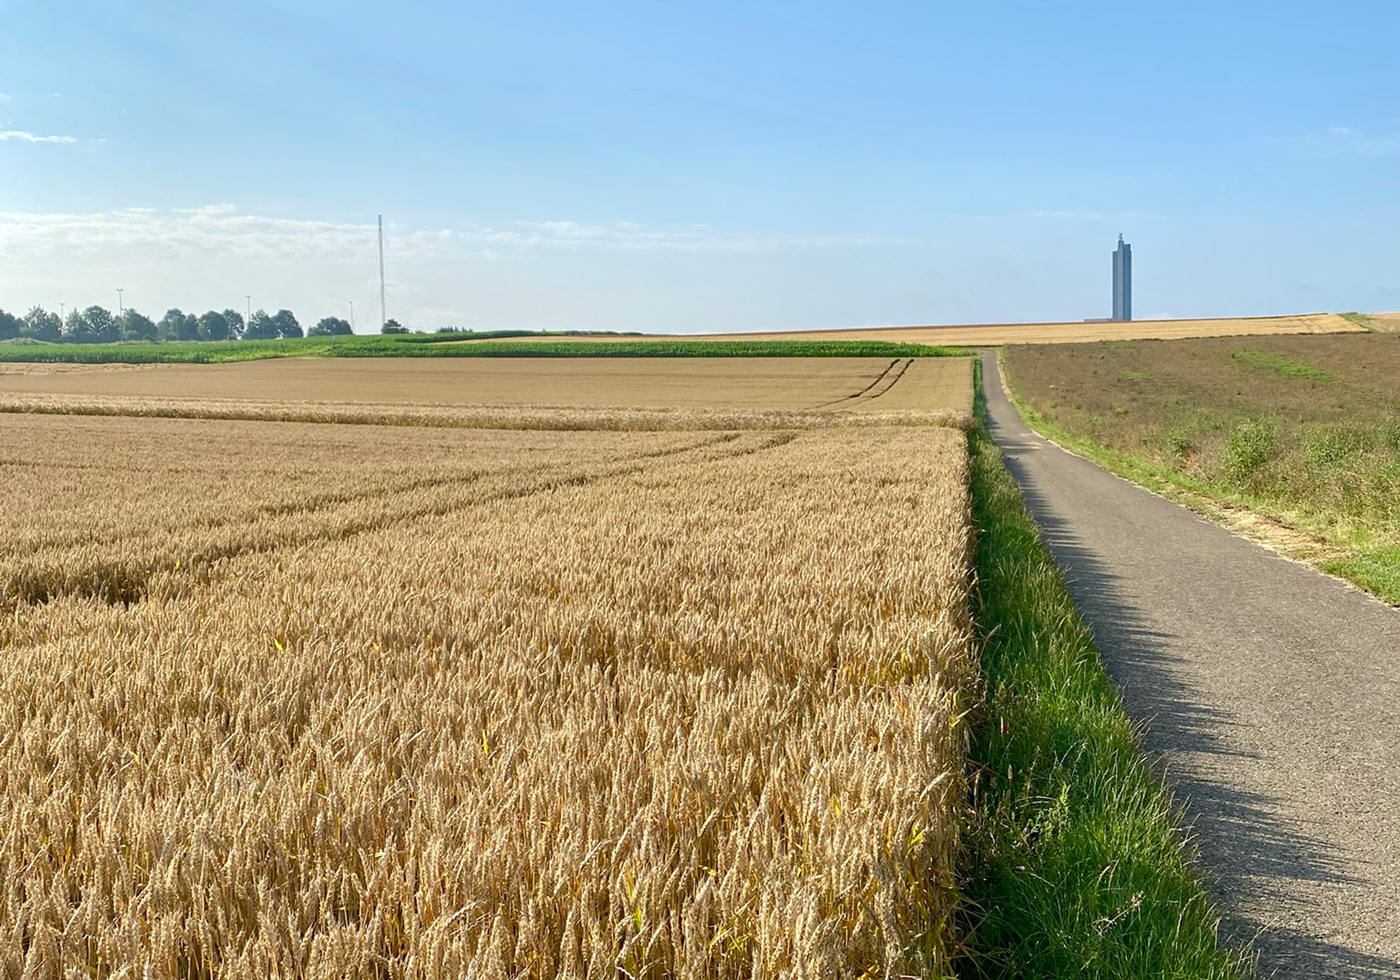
[1321,549,1400,600]
[958,374,1248,978]
[0,335,967,363]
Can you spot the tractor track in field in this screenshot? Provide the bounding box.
[980,350,1400,979]
[816,357,914,409]
[4,431,800,612]
[816,357,901,407]
[857,357,913,404]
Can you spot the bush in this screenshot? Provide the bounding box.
[1164,428,1196,463]
[309,317,353,337]
[1380,417,1400,453]
[1304,428,1360,467]
[1225,420,1276,482]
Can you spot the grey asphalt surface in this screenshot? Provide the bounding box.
[980,350,1400,978]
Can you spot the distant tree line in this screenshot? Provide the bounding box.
[0,305,364,343]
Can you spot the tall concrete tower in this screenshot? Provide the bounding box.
[1112,234,1132,321]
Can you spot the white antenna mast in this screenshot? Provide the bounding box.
[377,215,387,331]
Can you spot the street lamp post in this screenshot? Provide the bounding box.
[116,288,124,315]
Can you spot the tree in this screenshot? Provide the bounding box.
[158,309,186,341]
[221,309,245,340]
[23,307,61,342]
[308,316,352,336]
[63,308,94,343]
[0,309,19,340]
[120,309,158,341]
[83,306,119,343]
[245,309,278,340]
[381,318,408,334]
[272,309,302,339]
[198,310,230,341]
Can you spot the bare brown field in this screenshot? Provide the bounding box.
[0,360,976,976]
[492,312,1361,346]
[0,356,971,412]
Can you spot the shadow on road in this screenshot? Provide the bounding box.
[981,353,1398,980]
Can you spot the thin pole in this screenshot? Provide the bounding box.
[377,215,387,330]
[116,288,123,314]
[59,302,65,322]
[349,301,354,331]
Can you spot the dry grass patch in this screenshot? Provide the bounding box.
[0,407,975,977]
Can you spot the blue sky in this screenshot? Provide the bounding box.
[1,0,1396,332]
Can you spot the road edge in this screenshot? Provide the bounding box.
[956,356,1252,979]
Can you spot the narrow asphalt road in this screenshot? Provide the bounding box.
[980,351,1400,978]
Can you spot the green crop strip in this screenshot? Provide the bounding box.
[1231,348,1333,382]
[0,335,967,363]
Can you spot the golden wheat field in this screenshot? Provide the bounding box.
[0,357,977,978]
[0,356,971,413]
[493,312,1361,346]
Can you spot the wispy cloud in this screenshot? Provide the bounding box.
[0,129,76,143]
[474,220,913,254]
[1298,126,1399,156]
[0,206,913,264]
[952,208,1154,225]
[0,94,13,102]
[1030,210,1148,221]
[0,206,452,263]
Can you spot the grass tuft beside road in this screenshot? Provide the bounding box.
[958,369,1249,979]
